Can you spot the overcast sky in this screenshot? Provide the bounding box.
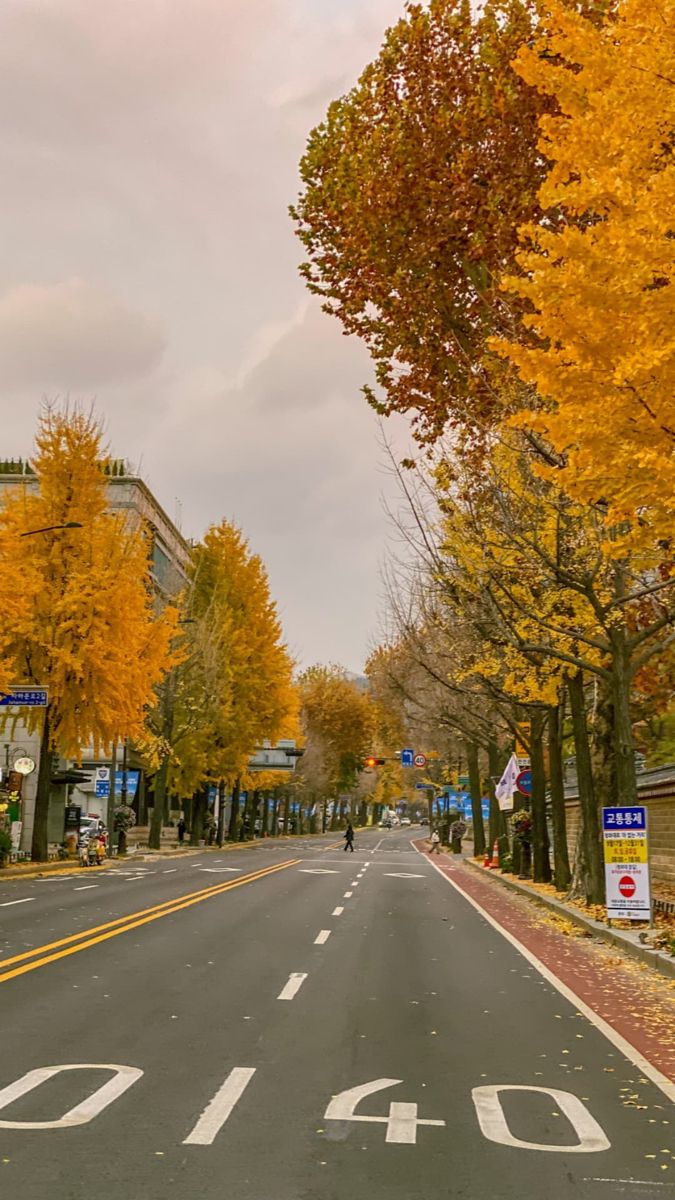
[0,0,410,672]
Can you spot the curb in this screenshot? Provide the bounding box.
[0,861,111,882]
[463,856,675,982]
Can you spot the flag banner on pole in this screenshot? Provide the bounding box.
[495,753,519,811]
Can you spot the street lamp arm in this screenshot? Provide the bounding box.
[20,521,83,537]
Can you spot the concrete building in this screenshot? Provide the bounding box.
[0,459,191,854]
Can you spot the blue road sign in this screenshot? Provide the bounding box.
[95,780,110,797]
[603,805,646,831]
[0,688,48,707]
[400,748,414,768]
[415,781,433,790]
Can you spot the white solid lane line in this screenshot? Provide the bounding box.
[416,844,675,1106]
[277,972,308,1001]
[183,1067,256,1145]
[0,897,35,907]
[332,907,344,917]
[74,885,99,891]
[314,930,331,945]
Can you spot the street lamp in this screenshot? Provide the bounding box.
[20,522,83,537]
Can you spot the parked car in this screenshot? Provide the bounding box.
[400,816,411,826]
[419,816,429,825]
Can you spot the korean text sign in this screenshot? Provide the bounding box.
[602,806,650,920]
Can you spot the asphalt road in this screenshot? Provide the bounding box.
[0,828,672,1199]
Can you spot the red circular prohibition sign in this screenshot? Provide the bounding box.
[618,875,636,898]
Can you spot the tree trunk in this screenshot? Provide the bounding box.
[530,709,552,883]
[244,789,259,840]
[31,706,53,862]
[216,779,226,846]
[610,631,638,805]
[271,795,279,837]
[261,791,270,837]
[548,704,571,891]
[149,756,169,850]
[467,740,486,857]
[282,794,290,835]
[227,777,241,842]
[190,786,208,846]
[568,671,604,904]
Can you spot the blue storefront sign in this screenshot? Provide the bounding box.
[0,688,48,707]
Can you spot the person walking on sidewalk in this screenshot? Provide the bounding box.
[177,818,186,845]
[344,823,355,852]
[429,828,441,855]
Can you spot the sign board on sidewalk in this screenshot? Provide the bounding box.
[602,806,651,921]
[95,766,110,797]
[400,748,414,768]
[0,688,48,707]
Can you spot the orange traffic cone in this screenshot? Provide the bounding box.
[489,840,500,869]
[483,847,491,868]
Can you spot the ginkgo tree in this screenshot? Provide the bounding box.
[0,408,177,861]
[297,665,375,829]
[496,0,675,541]
[147,519,298,848]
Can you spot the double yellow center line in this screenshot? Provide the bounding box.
[0,858,300,986]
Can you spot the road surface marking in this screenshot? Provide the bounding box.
[0,897,35,907]
[383,873,426,879]
[278,972,308,1000]
[351,881,359,887]
[417,846,675,1105]
[0,1064,143,1129]
[74,885,99,891]
[299,869,340,875]
[162,869,178,874]
[199,868,241,873]
[183,1067,256,1145]
[344,891,353,898]
[325,1079,445,1145]
[472,1085,610,1153]
[314,930,331,945]
[0,859,300,986]
[332,907,344,917]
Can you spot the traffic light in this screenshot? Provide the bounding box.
[364,756,386,768]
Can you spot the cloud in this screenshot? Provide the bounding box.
[0,279,164,390]
[0,0,409,670]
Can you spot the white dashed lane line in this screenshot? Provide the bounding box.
[314,930,331,945]
[74,885,99,891]
[344,891,353,898]
[277,972,308,1001]
[0,897,36,907]
[332,906,344,917]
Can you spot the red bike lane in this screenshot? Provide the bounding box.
[414,841,675,1094]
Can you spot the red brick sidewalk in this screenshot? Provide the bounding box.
[415,842,675,1092]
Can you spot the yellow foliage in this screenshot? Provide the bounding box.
[494,0,675,544]
[0,408,177,757]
